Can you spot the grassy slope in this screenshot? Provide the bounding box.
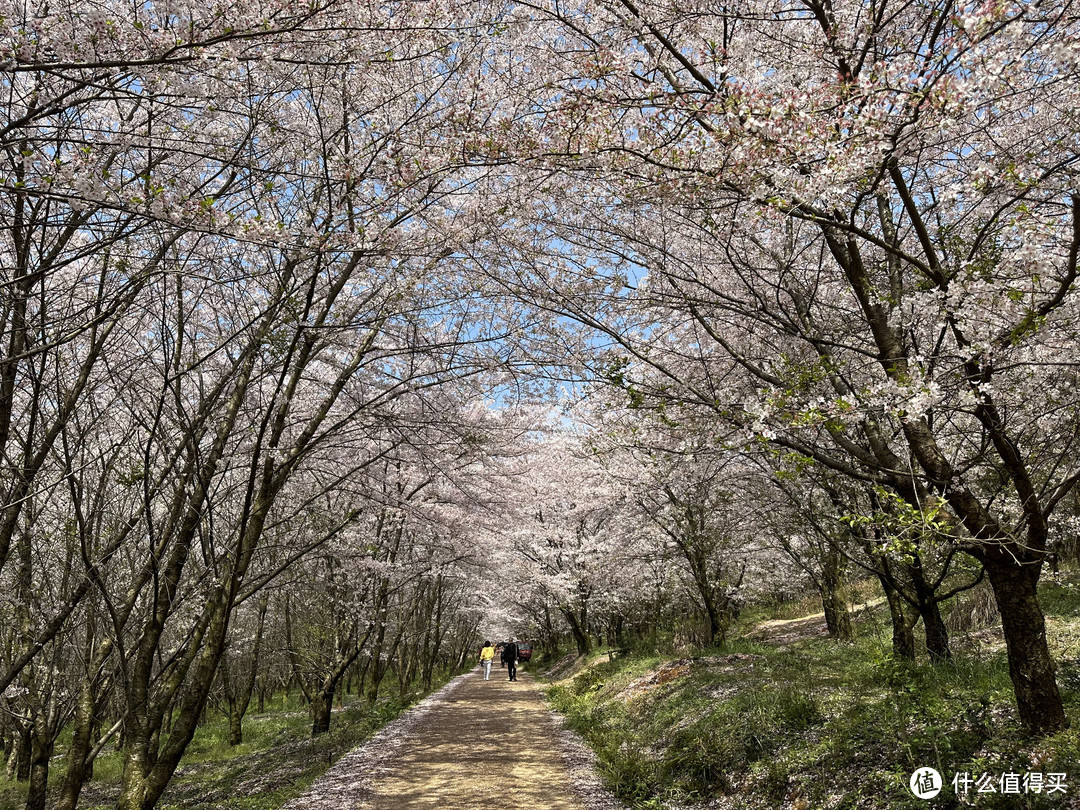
[0,674,457,810]
[547,571,1080,809]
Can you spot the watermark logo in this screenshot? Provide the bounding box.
[953,771,1068,796]
[908,768,1069,799]
[910,767,943,799]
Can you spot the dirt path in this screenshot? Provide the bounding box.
[752,597,887,645]
[285,666,620,810]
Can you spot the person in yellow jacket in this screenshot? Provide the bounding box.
[479,641,495,680]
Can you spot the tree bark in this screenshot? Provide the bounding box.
[14,726,30,781]
[909,557,951,662]
[821,586,853,641]
[919,598,951,664]
[312,691,334,736]
[820,548,853,640]
[561,607,592,655]
[701,586,723,646]
[223,594,268,746]
[116,599,231,810]
[985,556,1068,734]
[366,616,390,705]
[55,664,104,810]
[24,729,51,810]
[877,572,915,661]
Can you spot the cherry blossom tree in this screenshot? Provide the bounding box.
[2,2,545,807]
[494,0,1080,733]
[493,429,650,655]
[580,404,756,646]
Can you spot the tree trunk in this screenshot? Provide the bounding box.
[985,557,1068,734]
[116,595,233,810]
[367,658,387,705]
[55,674,99,810]
[701,589,722,646]
[877,572,915,661]
[14,726,30,781]
[909,557,951,662]
[421,578,445,691]
[227,708,244,748]
[397,631,417,702]
[561,608,592,655]
[311,690,333,736]
[4,735,15,781]
[820,548,853,640]
[224,594,268,746]
[919,598,951,663]
[613,614,626,648]
[357,658,369,699]
[821,586,853,641]
[365,584,392,704]
[23,729,51,810]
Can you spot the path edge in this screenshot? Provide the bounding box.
[281,672,474,809]
[543,683,629,810]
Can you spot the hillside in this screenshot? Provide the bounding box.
[546,572,1080,809]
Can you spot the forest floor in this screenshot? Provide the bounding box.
[546,570,1080,810]
[0,686,424,810]
[282,665,623,810]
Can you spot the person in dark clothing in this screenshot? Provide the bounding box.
[501,637,519,681]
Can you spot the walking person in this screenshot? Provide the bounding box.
[479,641,495,680]
[501,637,519,682]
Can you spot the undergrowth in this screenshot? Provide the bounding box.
[0,671,458,810]
[548,570,1080,810]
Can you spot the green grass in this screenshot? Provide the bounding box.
[547,569,1080,810]
[0,672,459,810]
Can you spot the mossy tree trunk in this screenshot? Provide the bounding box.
[55,638,113,810]
[875,570,916,660]
[820,547,853,641]
[24,727,53,810]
